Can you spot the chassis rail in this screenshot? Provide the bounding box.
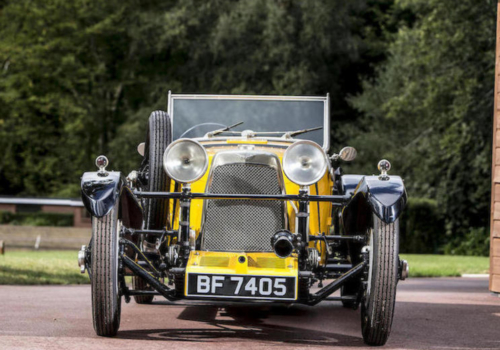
[134,190,351,205]
[121,254,178,301]
[308,261,366,305]
[114,187,365,305]
[121,250,367,305]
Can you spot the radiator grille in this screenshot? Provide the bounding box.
[202,163,284,252]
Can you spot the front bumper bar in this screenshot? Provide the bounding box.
[134,189,352,260]
[134,190,350,205]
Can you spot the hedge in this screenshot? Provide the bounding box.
[0,211,74,227]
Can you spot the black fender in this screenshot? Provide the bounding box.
[340,174,364,196]
[120,186,143,229]
[81,171,121,218]
[81,172,143,228]
[341,175,407,235]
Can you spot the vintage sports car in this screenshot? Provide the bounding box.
[79,93,408,346]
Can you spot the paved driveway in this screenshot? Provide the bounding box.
[0,278,498,349]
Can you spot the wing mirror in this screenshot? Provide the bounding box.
[331,147,357,162]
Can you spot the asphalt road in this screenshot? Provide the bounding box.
[0,278,499,350]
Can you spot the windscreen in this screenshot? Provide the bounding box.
[171,98,325,146]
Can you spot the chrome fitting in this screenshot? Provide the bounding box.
[399,259,409,280]
[78,245,87,274]
[307,248,320,269]
[166,245,180,266]
[126,170,138,187]
[377,159,391,180]
[95,155,109,177]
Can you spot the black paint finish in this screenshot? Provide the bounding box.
[119,187,143,229]
[81,171,122,218]
[356,175,407,223]
[81,172,143,227]
[341,175,407,237]
[186,273,296,300]
[339,174,364,196]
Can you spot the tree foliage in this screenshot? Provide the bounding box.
[0,0,173,196]
[349,0,496,241]
[0,0,370,195]
[0,0,496,254]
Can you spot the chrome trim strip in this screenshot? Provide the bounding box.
[0,197,84,207]
[167,90,173,141]
[171,94,327,101]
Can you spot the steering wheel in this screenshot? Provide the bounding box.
[178,123,227,139]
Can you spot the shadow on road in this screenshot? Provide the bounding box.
[117,296,500,349]
[118,304,365,347]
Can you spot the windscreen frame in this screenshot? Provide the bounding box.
[167,92,330,151]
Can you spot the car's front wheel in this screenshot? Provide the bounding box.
[91,206,121,337]
[361,214,399,346]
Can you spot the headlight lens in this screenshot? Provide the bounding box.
[163,139,208,183]
[283,140,328,186]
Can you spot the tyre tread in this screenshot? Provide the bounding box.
[145,111,171,230]
[362,215,399,346]
[91,209,121,336]
[135,111,171,304]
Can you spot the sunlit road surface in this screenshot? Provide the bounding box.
[0,278,498,350]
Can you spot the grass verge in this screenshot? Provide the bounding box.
[0,251,490,284]
[401,254,489,277]
[0,250,89,285]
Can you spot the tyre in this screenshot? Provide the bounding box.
[361,215,399,346]
[134,111,171,304]
[144,111,172,230]
[91,206,121,337]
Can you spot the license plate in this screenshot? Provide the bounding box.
[186,273,296,300]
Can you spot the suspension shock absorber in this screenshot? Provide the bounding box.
[179,185,192,266]
[297,186,310,269]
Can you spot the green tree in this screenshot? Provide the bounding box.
[110,0,370,171]
[0,0,380,196]
[0,0,177,196]
[349,0,496,245]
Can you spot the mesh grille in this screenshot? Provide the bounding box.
[202,163,284,252]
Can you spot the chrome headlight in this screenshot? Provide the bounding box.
[283,140,328,186]
[163,139,208,183]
